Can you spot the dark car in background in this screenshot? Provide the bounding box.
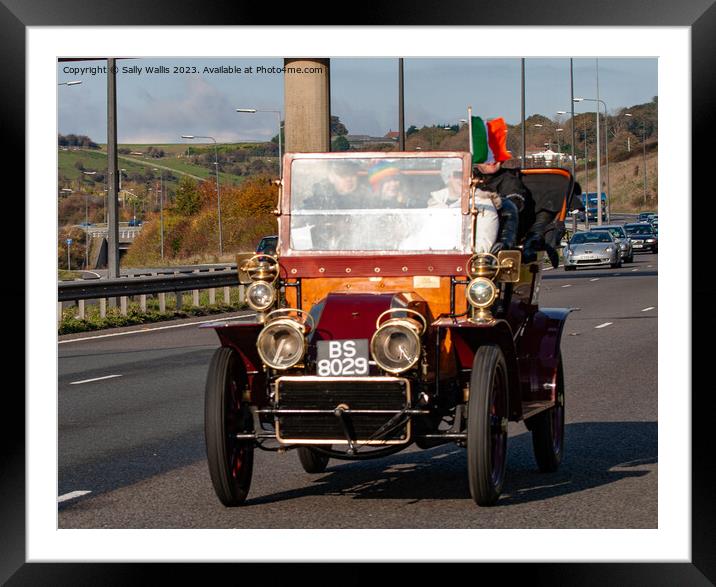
[638,212,656,222]
[624,222,658,253]
[256,235,278,256]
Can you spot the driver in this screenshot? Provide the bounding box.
[303,160,370,210]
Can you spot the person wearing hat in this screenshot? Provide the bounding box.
[367,161,416,208]
[303,160,370,210]
[427,159,464,208]
[471,116,560,267]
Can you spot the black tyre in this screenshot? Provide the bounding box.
[626,255,634,264]
[564,265,576,271]
[297,446,331,473]
[467,344,509,506]
[529,355,565,473]
[205,347,255,506]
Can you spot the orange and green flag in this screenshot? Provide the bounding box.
[471,116,512,165]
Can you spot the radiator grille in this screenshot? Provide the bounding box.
[275,377,410,444]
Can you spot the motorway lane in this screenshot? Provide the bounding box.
[58,254,657,529]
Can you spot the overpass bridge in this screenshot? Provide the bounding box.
[81,223,142,268]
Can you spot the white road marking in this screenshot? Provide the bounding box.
[595,322,613,329]
[561,284,572,288]
[58,314,257,344]
[590,278,600,282]
[70,374,122,385]
[632,268,639,272]
[58,490,91,503]
[641,307,655,312]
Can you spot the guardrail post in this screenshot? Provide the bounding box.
[238,284,245,305]
[58,302,63,325]
[140,294,147,312]
[78,299,85,320]
[120,296,128,316]
[223,286,230,305]
[208,269,216,305]
[176,292,183,311]
[100,298,107,318]
[159,292,166,313]
[192,289,199,307]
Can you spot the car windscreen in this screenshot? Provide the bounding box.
[624,225,655,235]
[593,227,625,238]
[570,232,613,244]
[288,157,470,252]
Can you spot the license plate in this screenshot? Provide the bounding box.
[633,244,643,248]
[316,339,370,376]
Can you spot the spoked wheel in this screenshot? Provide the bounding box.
[297,446,331,473]
[529,355,565,473]
[467,344,509,506]
[205,347,255,506]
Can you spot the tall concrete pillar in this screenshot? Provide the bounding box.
[284,58,331,152]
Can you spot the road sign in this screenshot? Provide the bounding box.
[66,239,73,245]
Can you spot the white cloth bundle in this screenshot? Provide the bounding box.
[474,188,500,253]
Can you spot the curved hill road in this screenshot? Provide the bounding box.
[58,254,658,529]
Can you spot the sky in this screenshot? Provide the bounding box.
[57,57,657,144]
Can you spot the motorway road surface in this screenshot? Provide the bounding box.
[58,254,657,529]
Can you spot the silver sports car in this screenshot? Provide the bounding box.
[564,231,621,271]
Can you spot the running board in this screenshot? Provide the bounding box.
[521,400,556,420]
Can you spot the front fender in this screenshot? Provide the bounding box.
[201,321,266,405]
[437,317,522,421]
[516,307,571,402]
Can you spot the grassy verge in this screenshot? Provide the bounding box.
[58,270,84,281]
[59,288,248,335]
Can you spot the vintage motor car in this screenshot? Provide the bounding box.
[202,152,574,507]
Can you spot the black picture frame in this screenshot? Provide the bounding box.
[9,1,713,583]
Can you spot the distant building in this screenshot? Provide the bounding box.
[525,149,574,166]
[384,130,400,141]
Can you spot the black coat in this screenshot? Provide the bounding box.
[475,167,534,240]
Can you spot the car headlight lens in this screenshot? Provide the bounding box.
[646,238,655,243]
[466,277,497,308]
[605,246,614,252]
[246,281,275,311]
[256,319,305,369]
[370,319,422,374]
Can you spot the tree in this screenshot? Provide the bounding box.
[330,115,348,137]
[331,135,350,151]
[174,176,201,215]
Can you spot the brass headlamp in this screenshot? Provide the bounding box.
[465,252,521,323]
[240,254,280,319]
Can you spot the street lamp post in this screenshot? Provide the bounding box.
[575,97,610,224]
[624,113,648,206]
[583,123,589,230]
[236,109,283,176]
[152,168,165,260]
[181,135,223,256]
[532,124,543,167]
[81,170,98,268]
